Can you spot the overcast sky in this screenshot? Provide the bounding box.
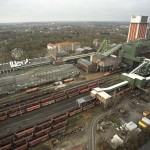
[0,0,149,23]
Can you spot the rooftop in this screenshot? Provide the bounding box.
[97,91,111,99]
[47,42,80,47]
[123,73,145,80]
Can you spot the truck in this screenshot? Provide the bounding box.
[138,120,147,128]
[142,117,150,126]
[143,111,150,117]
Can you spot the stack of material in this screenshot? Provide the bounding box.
[111,134,124,149]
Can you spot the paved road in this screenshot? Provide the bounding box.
[88,95,139,150]
[139,140,150,150]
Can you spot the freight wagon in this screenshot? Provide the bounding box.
[26,87,39,93]
[0,78,106,121]
[63,78,74,83]
[0,96,97,150]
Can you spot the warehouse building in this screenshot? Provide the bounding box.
[91,54,122,72]
[75,47,94,54]
[76,59,97,72]
[47,42,81,52]
[0,57,52,75]
[0,64,80,95]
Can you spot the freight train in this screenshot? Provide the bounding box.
[0,78,106,121]
[0,98,97,150]
[0,83,134,150]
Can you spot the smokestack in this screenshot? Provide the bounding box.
[127,15,148,42]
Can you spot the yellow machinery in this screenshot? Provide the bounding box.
[143,111,150,117]
[138,121,147,128]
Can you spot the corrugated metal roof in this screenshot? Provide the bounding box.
[77,59,92,66]
[125,121,137,131]
[97,91,111,99]
[76,48,85,52]
[102,44,122,57]
[123,73,145,80]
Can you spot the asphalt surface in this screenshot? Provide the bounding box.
[139,140,150,150]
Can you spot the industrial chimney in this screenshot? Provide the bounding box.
[127,15,148,42]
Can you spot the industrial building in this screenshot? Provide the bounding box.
[0,64,80,95]
[0,57,52,74]
[76,59,97,72]
[127,16,148,42]
[121,38,150,68]
[91,55,122,72]
[47,42,81,52]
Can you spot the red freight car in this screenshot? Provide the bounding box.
[69,107,82,117]
[26,87,39,93]
[50,126,66,137]
[14,143,28,150]
[41,95,53,102]
[0,135,13,147]
[66,88,79,98]
[55,95,67,102]
[37,121,52,129]
[83,102,95,111]
[67,91,79,98]
[29,134,49,146]
[0,144,11,150]
[41,99,55,107]
[9,108,26,118]
[42,126,52,133]
[13,137,29,145]
[66,88,79,94]
[88,82,98,88]
[53,91,65,98]
[80,88,90,94]
[35,126,52,136]
[35,130,45,137]
[53,113,68,123]
[78,85,88,91]
[52,120,67,130]
[0,113,7,121]
[15,127,34,137]
[26,103,41,112]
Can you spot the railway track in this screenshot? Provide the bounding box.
[0,86,135,150]
[0,73,123,150]
[0,75,110,121]
[0,96,97,150]
[0,73,120,108]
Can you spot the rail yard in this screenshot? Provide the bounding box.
[0,15,150,150]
